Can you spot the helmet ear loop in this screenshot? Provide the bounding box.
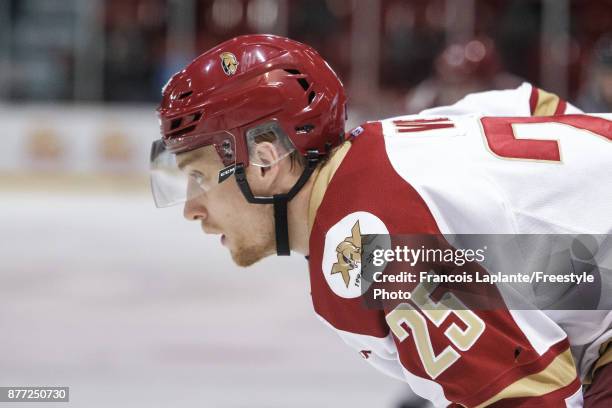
[234,150,320,256]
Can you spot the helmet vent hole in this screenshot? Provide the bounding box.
[295,124,315,134]
[284,69,309,91]
[297,77,309,91]
[178,90,193,99]
[308,91,316,104]
[170,118,182,130]
[191,111,202,122]
[168,125,196,138]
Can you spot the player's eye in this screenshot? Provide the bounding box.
[190,170,206,186]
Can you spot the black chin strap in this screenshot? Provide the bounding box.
[234,150,321,256]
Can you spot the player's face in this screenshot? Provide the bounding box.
[178,147,276,267]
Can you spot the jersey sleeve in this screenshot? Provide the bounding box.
[419,83,581,117]
[307,121,583,407]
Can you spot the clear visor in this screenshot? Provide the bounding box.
[150,132,236,208]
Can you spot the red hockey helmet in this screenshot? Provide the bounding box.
[151,34,347,208]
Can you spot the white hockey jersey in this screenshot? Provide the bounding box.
[306,85,611,407]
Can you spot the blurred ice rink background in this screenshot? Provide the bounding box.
[0,190,410,407]
[1,0,611,407]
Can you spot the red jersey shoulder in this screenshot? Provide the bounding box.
[307,121,440,335]
[313,120,439,236]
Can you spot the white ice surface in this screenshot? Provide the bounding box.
[0,191,412,408]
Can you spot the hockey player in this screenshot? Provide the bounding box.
[150,35,612,407]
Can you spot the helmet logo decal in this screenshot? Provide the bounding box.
[220,52,239,76]
[331,220,362,288]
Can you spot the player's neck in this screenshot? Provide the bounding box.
[286,165,320,256]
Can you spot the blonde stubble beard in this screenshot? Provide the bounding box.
[229,207,277,267]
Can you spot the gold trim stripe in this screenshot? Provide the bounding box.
[533,89,561,117]
[586,340,612,384]
[307,141,352,234]
[474,349,577,408]
[595,341,612,372]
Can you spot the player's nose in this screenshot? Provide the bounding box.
[183,198,208,221]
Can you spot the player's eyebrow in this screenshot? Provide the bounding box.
[176,154,200,171]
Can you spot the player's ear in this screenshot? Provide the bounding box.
[246,141,286,194]
[252,141,280,167]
